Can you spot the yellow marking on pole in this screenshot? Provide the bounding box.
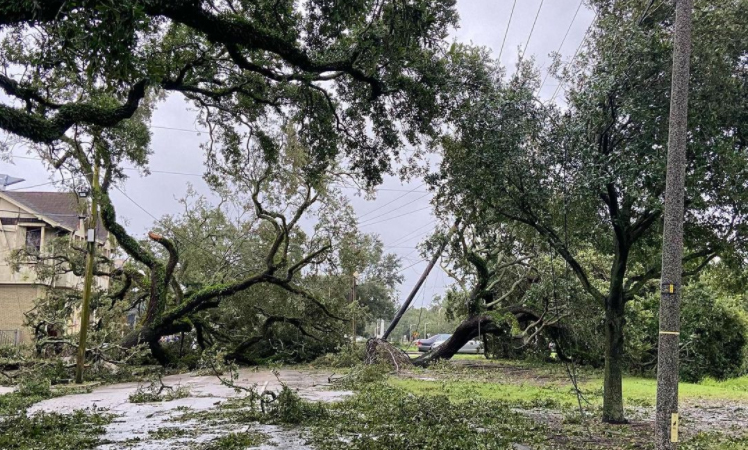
[669,284,674,294]
[671,413,679,443]
[659,331,680,335]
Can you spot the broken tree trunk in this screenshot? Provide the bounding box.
[413,305,566,367]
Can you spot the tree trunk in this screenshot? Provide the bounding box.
[602,296,626,423]
[121,319,191,366]
[413,315,498,367]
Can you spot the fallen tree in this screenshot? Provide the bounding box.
[31,130,351,366]
[407,222,568,367]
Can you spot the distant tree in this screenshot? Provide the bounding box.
[335,234,403,335]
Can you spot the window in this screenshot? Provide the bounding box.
[25,228,41,252]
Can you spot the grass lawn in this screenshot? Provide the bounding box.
[386,358,748,449]
[396,356,748,406]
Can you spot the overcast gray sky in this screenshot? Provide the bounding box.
[1,1,595,308]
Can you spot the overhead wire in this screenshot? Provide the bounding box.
[548,0,659,104]
[548,12,597,104]
[519,0,546,62]
[111,185,246,271]
[151,125,208,134]
[5,180,60,191]
[358,205,432,227]
[538,0,584,94]
[357,194,431,226]
[386,221,435,248]
[358,190,429,222]
[498,0,518,63]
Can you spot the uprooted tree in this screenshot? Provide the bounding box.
[21,126,370,365]
[408,219,569,368]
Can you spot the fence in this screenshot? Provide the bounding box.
[0,329,20,347]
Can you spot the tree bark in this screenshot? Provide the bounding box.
[413,315,498,367]
[602,296,626,423]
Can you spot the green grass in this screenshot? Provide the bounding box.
[446,353,490,360]
[612,376,748,404]
[390,378,574,408]
[391,364,748,408]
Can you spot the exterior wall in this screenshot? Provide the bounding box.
[0,284,43,344]
[0,195,114,343]
[0,196,42,283]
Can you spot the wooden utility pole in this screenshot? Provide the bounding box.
[75,164,100,384]
[382,239,448,341]
[351,272,358,344]
[656,0,693,448]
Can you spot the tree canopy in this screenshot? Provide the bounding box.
[429,0,748,422]
[1,0,458,183]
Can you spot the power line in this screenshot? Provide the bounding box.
[7,153,205,178]
[498,0,518,62]
[358,206,432,228]
[548,11,597,104]
[387,221,436,247]
[396,259,428,274]
[385,228,433,253]
[151,125,208,134]
[357,192,431,226]
[6,180,60,191]
[339,186,429,193]
[357,183,426,220]
[124,167,203,178]
[538,0,584,93]
[519,0,546,62]
[112,185,233,267]
[548,0,661,104]
[8,153,432,194]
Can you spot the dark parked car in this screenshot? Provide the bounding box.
[415,334,452,352]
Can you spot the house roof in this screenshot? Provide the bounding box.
[1,191,108,242]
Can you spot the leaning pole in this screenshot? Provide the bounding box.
[382,222,458,341]
[655,0,693,448]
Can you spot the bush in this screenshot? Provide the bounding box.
[265,385,327,424]
[625,282,748,382]
[679,284,747,382]
[311,344,366,368]
[17,376,52,398]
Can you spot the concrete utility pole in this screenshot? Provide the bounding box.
[656,0,693,448]
[75,164,100,384]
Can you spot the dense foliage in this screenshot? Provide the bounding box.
[428,0,748,421]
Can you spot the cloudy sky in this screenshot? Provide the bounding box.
[1,1,595,309]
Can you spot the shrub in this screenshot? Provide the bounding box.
[625,282,748,382]
[311,344,366,368]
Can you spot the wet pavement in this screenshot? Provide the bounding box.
[29,369,351,449]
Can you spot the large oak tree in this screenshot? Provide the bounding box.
[430,0,747,423]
